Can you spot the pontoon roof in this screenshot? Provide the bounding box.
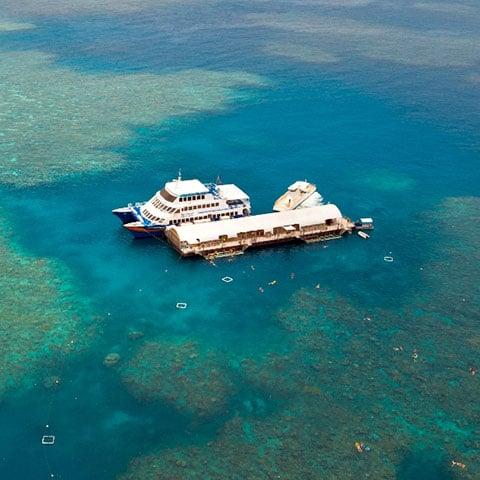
[167,204,342,244]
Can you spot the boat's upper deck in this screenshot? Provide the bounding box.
[273,181,318,211]
[165,179,210,197]
[138,177,251,226]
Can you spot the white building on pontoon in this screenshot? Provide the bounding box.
[165,203,354,258]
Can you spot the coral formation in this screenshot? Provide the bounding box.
[248,13,480,68]
[358,169,415,192]
[127,330,144,341]
[120,338,236,419]
[0,20,35,31]
[2,0,199,15]
[118,197,480,479]
[0,208,98,398]
[104,352,121,367]
[0,50,264,187]
[263,42,339,64]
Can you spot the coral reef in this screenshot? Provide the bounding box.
[2,0,199,16]
[104,352,121,367]
[248,12,480,68]
[263,42,339,64]
[358,169,415,192]
[127,330,144,341]
[120,338,236,419]
[0,20,35,31]
[0,208,98,398]
[119,399,394,480]
[0,50,264,187]
[118,197,480,479]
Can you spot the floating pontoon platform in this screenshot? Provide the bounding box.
[165,204,357,258]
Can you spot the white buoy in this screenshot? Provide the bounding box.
[176,302,188,309]
[384,256,394,263]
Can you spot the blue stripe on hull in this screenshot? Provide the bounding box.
[113,210,137,224]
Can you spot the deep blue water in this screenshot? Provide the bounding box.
[0,1,479,479]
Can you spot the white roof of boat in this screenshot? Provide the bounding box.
[165,179,209,196]
[217,184,249,200]
[167,204,342,244]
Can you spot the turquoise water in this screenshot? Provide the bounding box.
[0,1,479,478]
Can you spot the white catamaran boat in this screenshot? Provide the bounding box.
[273,180,324,211]
[113,173,251,238]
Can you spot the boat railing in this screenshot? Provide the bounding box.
[206,183,221,199]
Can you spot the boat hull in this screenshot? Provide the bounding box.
[112,207,137,224]
[123,224,166,238]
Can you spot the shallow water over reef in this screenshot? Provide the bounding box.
[0,1,479,478]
